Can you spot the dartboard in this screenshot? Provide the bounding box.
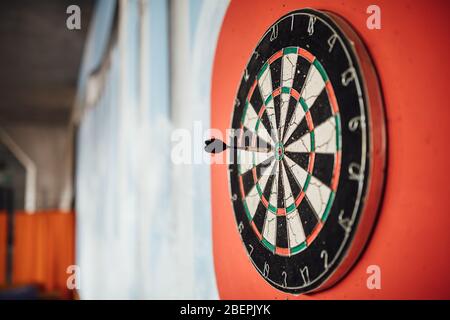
[228,9,386,294]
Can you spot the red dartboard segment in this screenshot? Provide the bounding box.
[295,191,305,207]
[272,87,281,97]
[331,151,342,192]
[289,87,300,100]
[247,80,258,101]
[275,247,290,256]
[306,222,324,246]
[268,50,283,64]
[305,111,314,131]
[251,221,263,240]
[298,47,315,63]
[326,82,339,114]
[257,105,266,118]
[307,152,315,174]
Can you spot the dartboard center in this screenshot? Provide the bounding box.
[274,142,284,161]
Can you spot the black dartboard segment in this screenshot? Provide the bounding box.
[228,9,384,294]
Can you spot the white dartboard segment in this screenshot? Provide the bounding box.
[284,154,309,189]
[283,102,306,144]
[285,132,311,153]
[281,53,298,88]
[242,101,274,147]
[313,116,337,154]
[301,64,326,109]
[281,162,295,208]
[305,175,332,220]
[286,210,306,248]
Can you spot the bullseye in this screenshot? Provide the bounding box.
[274,142,284,161]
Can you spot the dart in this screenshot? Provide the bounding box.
[204,137,272,154]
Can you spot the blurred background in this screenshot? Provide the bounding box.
[0,0,228,299]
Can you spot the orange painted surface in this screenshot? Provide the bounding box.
[211,0,450,299]
[0,211,75,298]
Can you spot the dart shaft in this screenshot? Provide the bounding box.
[204,138,271,153]
[234,145,271,153]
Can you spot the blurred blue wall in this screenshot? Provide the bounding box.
[75,0,229,299]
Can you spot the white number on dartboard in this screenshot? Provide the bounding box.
[263,262,270,278]
[270,24,278,41]
[300,266,310,285]
[321,250,329,269]
[348,116,364,132]
[341,67,356,86]
[281,271,287,288]
[238,221,244,234]
[244,68,249,81]
[248,244,254,256]
[338,209,352,233]
[348,162,363,181]
[307,16,316,35]
[327,34,337,52]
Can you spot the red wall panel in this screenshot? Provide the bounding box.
[211,0,450,299]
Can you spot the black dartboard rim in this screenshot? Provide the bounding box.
[227,8,386,294]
